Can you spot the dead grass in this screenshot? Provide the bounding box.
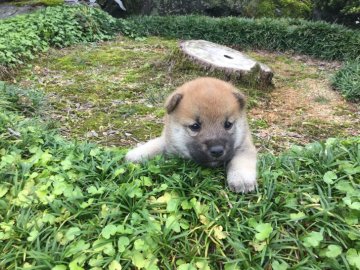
[249,51,359,152]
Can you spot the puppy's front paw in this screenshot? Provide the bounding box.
[125,147,145,163]
[226,168,257,193]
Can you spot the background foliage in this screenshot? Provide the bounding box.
[242,0,313,19]
[0,5,116,69]
[1,5,359,99]
[117,0,359,27]
[119,15,360,61]
[312,0,360,27]
[332,60,360,102]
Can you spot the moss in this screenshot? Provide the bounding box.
[127,120,163,140]
[13,0,64,7]
[117,104,155,117]
[290,119,349,140]
[13,37,277,145]
[247,51,325,89]
[14,36,180,145]
[14,35,355,150]
[250,119,269,129]
[313,95,330,104]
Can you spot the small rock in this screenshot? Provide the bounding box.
[86,130,98,137]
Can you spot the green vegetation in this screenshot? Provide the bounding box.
[117,14,360,102]
[1,5,359,103]
[19,35,357,149]
[243,0,313,18]
[1,83,360,270]
[0,5,116,73]
[119,15,360,61]
[313,0,360,27]
[12,0,64,7]
[0,6,359,269]
[332,60,360,102]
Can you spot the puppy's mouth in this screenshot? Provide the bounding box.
[189,151,233,168]
[203,160,226,168]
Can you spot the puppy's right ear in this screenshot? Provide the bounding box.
[233,91,246,111]
[165,93,183,114]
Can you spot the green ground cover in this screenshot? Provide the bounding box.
[0,82,359,269]
[14,0,64,6]
[332,60,360,102]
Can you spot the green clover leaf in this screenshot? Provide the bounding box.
[255,223,273,241]
[323,171,337,184]
[101,224,117,239]
[302,231,323,248]
[325,245,342,258]
[346,249,360,269]
[117,236,130,253]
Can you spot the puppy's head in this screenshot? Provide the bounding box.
[164,77,247,167]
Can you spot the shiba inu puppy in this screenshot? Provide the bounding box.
[125,77,257,193]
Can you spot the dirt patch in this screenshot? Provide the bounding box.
[249,52,359,153]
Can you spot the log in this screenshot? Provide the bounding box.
[179,40,273,87]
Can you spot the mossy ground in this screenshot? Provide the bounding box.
[10,0,64,6]
[15,35,360,152]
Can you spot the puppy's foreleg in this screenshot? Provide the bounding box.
[226,139,257,193]
[125,136,166,163]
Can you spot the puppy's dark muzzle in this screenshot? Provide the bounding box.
[187,138,234,167]
[209,145,225,158]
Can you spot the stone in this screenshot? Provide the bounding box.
[0,3,43,19]
[180,40,273,87]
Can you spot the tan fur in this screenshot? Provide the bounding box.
[125,77,257,193]
[166,78,242,120]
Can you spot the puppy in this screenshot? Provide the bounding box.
[125,77,257,193]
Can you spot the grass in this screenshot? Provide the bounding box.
[119,15,360,61]
[0,83,359,270]
[332,60,360,102]
[17,36,272,146]
[1,7,359,269]
[16,35,359,152]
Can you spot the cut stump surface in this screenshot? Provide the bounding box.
[180,40,273,87]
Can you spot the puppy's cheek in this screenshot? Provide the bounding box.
[168,127,191,158]
[226,168,257,193]
[233,120,247,148]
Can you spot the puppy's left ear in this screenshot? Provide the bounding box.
[165,93,183,114]
[233,91,246,110]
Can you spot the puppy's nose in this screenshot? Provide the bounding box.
[209,145,224,158]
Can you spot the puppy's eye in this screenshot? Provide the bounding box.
[224,121,233,130]
[189,123,201,132]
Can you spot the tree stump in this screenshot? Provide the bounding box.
[179,40,273,87]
